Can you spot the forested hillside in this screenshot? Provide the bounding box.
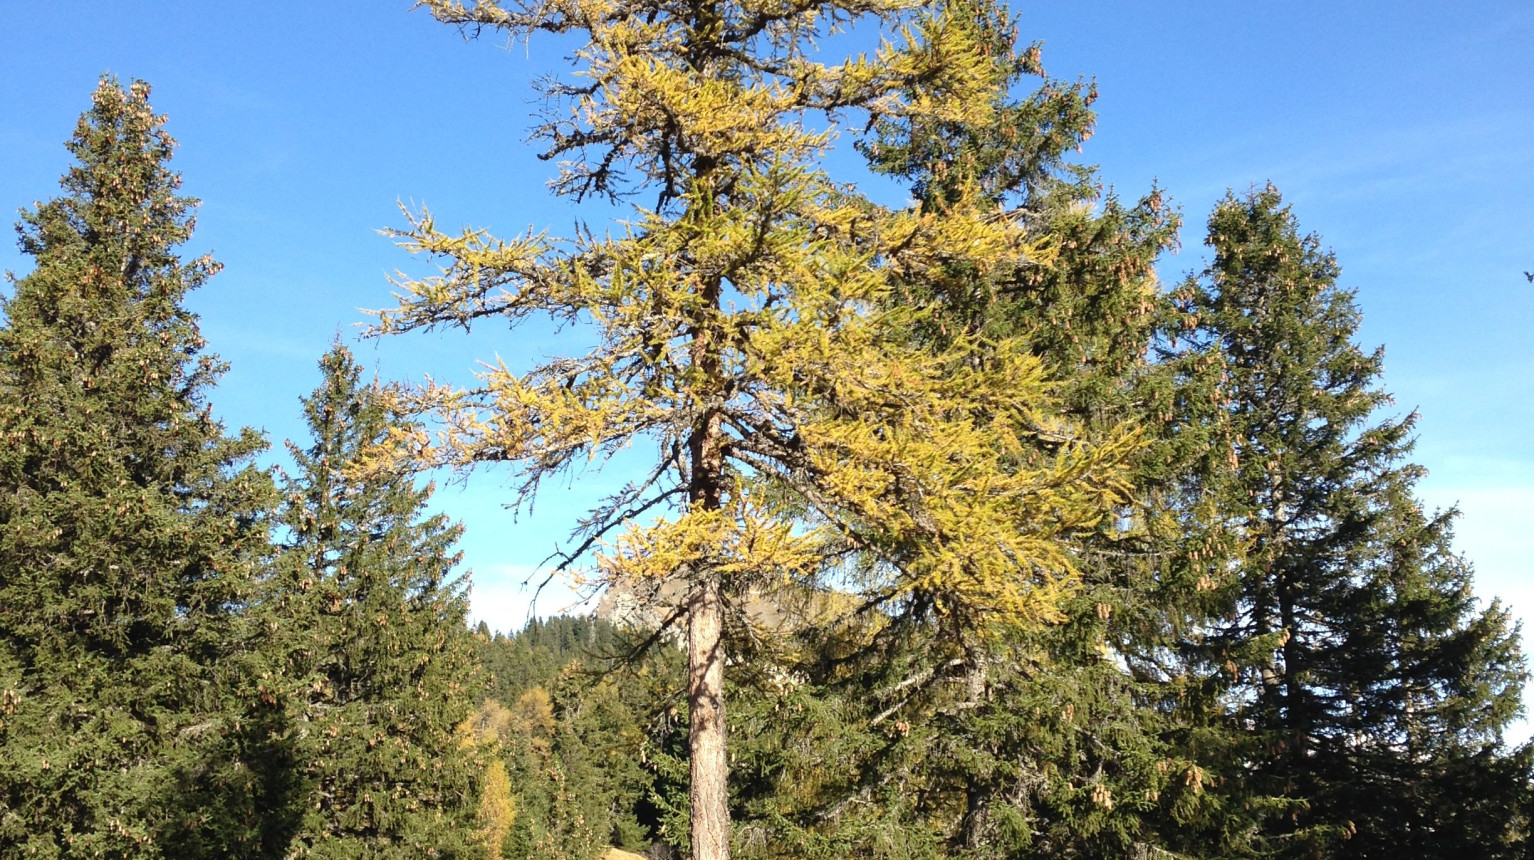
[0,2,1529,859]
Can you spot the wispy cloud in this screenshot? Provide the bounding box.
[464,564,598,634]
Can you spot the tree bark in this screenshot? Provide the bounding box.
[960,657,990,851]
[689,572,729,860]
[686,255,729,859]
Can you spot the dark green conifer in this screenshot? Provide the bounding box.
[470,616,681,858]
[0,78,281,858]
[1170,185,1531,858]
[722,5,1243,857]
[273,344,482,859]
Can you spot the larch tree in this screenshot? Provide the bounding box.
[271,344,482,859]
[0,79,281,858]
[372,0,1137,857]
[1170,186,1531,858]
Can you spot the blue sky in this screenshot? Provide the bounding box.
[3,1,1532,680]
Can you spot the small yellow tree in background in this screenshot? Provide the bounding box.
[460,700,517,854]
[478,758,517,855]
[373,1,1138,857]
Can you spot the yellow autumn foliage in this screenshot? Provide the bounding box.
[458,700,516,853]
[372,0,1140,646]
[479,758,515,855]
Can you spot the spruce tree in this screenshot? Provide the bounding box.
[272,344,482,859]
[1170,185,1531,858]
[0,78,281,858]
[719,6,1247,857]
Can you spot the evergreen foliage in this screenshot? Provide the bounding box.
[477,615,623,706]
[469,617,676,859]
[710,6,1248,857]
[0,78,281,859]
[271,344,483,859]
[5,24,1528,860]
[1167,185,1532,858]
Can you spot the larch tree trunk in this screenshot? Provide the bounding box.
[689,573,730,860]
[687,262,730,859]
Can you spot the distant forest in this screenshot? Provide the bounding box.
[1,1,1529,859]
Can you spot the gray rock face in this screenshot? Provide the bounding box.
[595,575,855,637]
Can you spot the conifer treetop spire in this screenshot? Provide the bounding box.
[0,76,278,859]
[1167,184,1532,857]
